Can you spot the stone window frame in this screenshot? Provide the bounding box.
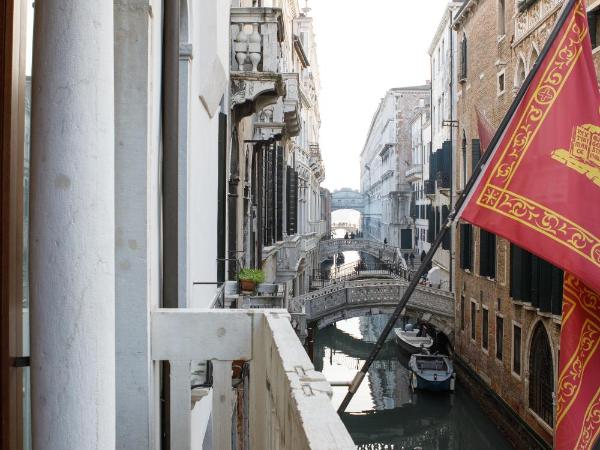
[512,321,523,380]
[497,69,507,96]
[525,319,557,433]
[470,298,478,344]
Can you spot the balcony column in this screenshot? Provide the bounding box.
[29,0,115,448]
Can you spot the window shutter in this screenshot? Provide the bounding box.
[286,167,298,235]
[510,244,522,299]
[427,205,434,243]
[479,228,489,276]
[276,146,284,241]
[442,205,450,250]
[441,140,452,189]
[472,139,481,174]
[551,266,564,315]
[460,223,472,271]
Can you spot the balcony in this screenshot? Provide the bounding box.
[153,306,354,449]
[405,164,423,182]
[309,220,327,236]
[230,8,285,108]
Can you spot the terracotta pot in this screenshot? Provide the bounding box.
[239,279,256,293]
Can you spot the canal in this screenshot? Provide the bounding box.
[313,314,514,449]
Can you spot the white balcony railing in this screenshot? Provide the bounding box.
[230,8,283,73]
[309,220,327,236]
[151,308,354,450]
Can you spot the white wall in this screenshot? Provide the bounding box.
[189,0,230,307]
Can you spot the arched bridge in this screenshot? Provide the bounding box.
[319,238,405,267]
[331,188,367,214]
[290,279,455,341]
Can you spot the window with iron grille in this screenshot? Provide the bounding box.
[528,323,554,426]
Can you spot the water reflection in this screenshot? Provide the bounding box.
[314,316,514,450]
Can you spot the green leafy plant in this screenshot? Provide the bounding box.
[237,268,265,284]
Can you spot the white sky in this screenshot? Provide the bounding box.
[310,0,450,191]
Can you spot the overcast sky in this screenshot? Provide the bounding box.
[310,0,450,191]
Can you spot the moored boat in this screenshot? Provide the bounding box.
[408,353,455,392]
[393,324,434,354]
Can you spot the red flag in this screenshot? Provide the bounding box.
[476,107,495,153]
[460,0,600,294]
[459,1,600,448]
[556,275,600,449]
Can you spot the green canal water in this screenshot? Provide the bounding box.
[313,315,515,450]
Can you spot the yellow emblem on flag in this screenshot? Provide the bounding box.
[551,124,600,188]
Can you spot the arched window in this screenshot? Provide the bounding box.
[460,34,468,80]
[498,0,506,36]
[515,56,526,88]
[528,322,554,426]
[530,46,540,70]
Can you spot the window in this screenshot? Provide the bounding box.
[498,71,505,94]
[461,131,467,188]
[513,324,522,375]
[461,295,465,331]
[460,223,473,271]
[482,307,489,350]
[496,316,504,360]
[515,56,526,89]
[528,322,554,426]
[510,243,563,314]
[471,301,477,341]
[498,0,506,36]
[460,33,468,81]
[479,228,496,278]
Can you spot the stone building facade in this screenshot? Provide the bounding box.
[424,2,463,291]
[453,0,568,445]
[230,0,327,299]
[360,86,431,249]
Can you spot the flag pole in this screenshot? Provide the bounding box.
[337,0,578,415]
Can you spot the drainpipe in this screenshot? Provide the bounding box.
[449,9,454,292]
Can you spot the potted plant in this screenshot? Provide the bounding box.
[237,268,265,293]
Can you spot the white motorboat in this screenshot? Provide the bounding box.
[394,324,434,354]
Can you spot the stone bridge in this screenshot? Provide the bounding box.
[319,238,405,267]
[331,188,367,214]
[290,279,455,341]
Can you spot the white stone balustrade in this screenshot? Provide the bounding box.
[151,308,354,450]
[230,8,283,73]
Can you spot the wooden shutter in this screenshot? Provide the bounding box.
[460,223,472,271]
[479,228,489,276]
[441,140,452,188]
[276,146,284,241]
[441,205,450,250]
[471,139,481,174]
[286,167,298,235]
